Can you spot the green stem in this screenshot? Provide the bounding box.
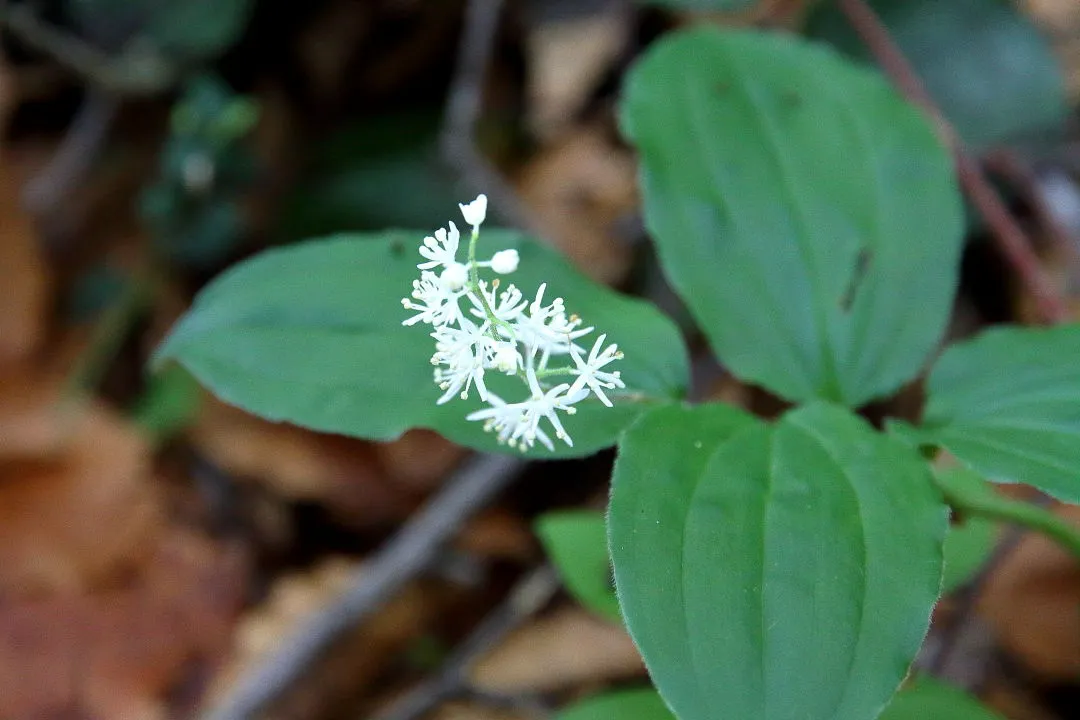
[466,228,512,342]
[935,472,1080,559]
[62,276,149,400]
[534,365,574,378]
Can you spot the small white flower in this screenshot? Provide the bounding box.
[402,271,464,327]
[431,319,492,403]
[514,283,592,363]
[418,222,461,270]
[459,194,488,230]
[567,334,625,407]
[492,344,521,374]
[440,262,469,291]
[489,249,519,274]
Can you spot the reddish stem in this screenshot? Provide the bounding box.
[837,0,1069,325]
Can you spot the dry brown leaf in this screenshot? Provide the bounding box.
[979,505,1080,681]
[470,605,644,694]
[0,390,161,595]
[0,530,246,720]
[372,428,467,493]
[209,563,447,719]
[194,399,464,527]
[525,8,630,143]
[0,154,49,365]
[0,371,79,460]
[453,509,537,563]
[431,702,526,720]
[516,124,637,286]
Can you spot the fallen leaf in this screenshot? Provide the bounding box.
[192,398,418,527]
[979,504,1080,680]
[525,6,631,142]
[0,530,246,719]
[208,562,448,719]
[432,702,526,720]
[516,124,637,286]
[453,509,538,563]
[470,605,644,694]
[0,389,161,595]
[0,153,49,365]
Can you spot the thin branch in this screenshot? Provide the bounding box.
[374,565,559,720]
[22,88,119,216]
[837,0,1070,326]
[982,148,1079,257]
[201,453,526,720]
[441,0,545,237]
[0,4,176,94]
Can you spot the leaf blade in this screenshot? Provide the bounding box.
[155,231,688,458]
[610,401,946,720]
[919,324,1080,502]
[621,28,963,406]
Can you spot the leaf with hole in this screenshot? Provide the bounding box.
[621,28,963,406]
[154,231,688,459]
[610,401,946,720]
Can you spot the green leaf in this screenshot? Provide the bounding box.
[934,465,997,594]
[130,364,203,444]
[621,28,963,407]
[558,688,675,720]
[933,465,1080,559]
[879,677,1004,720]
[805,0,1067,150]
[942,516,996,594]
[154,231,688,459]
[610,401,946,720]
[916,324,1080,503]
[535,511,621,623]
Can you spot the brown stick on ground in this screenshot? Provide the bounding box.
[837,0,1070,325]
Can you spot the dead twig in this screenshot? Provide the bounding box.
[201,453,526,720]
[837,0,1070,325]
[441,0,545,236]
[22,88,119,217]
[374,565,559,720]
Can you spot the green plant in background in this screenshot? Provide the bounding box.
[140,75,260,270]
[153,18,1080,720]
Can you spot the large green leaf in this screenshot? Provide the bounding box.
[610,402,946,720]
[879,677,1004,720]
[806,0,1067,150]
[621,28,963,407]
[536,511,621,622]
[912,324,1080,503]
[154,231,688,459]
[558,688,674,720]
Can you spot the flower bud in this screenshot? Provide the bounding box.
[490,249,519,274]
[459,194,488,229]
[440,262,469,291]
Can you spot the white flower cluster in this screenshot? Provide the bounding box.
[402,194,624,451]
